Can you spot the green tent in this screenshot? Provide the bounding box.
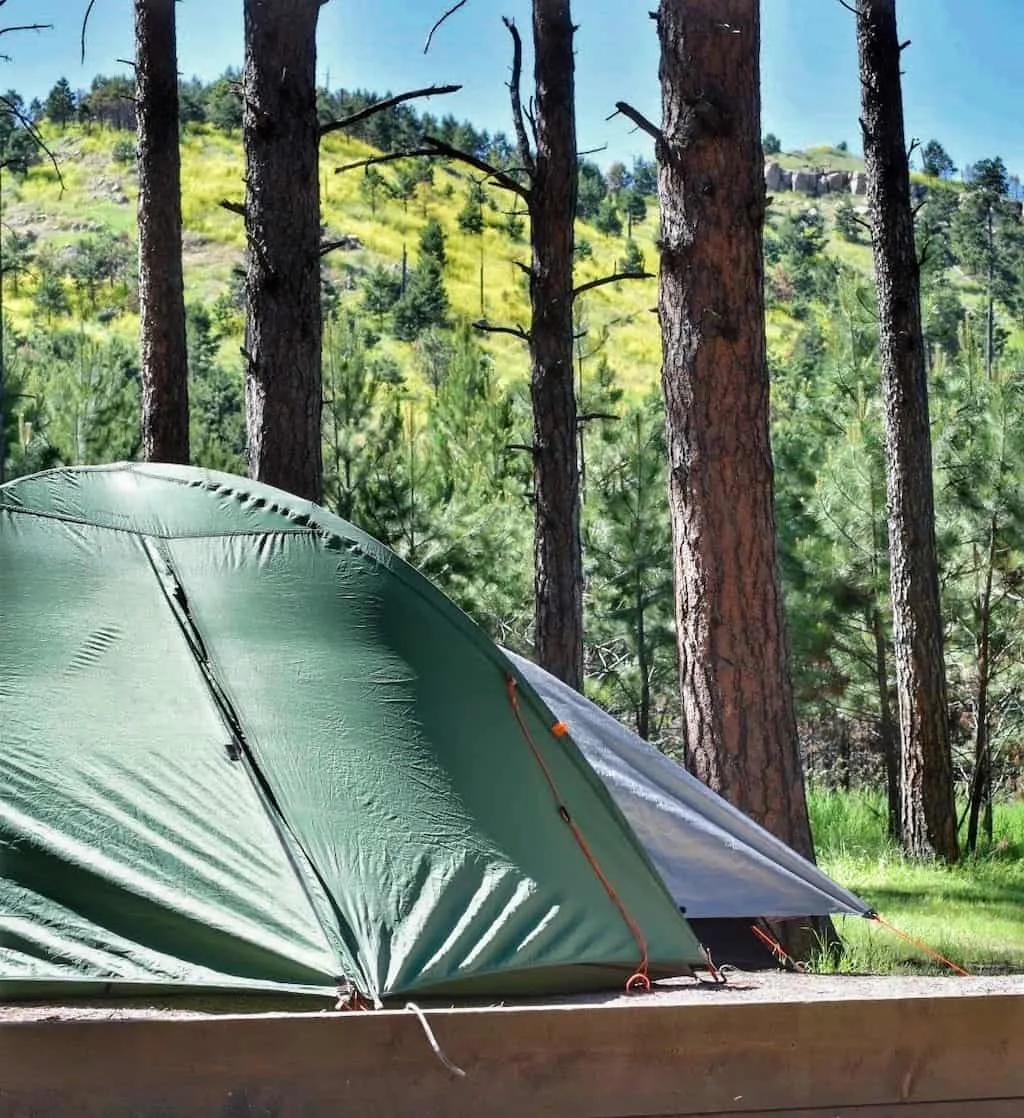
[0,463,704,1004]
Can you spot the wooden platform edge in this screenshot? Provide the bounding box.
[1,992,1022,1117]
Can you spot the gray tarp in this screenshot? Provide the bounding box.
[505,652,871,920]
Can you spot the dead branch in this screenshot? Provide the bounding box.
[473,318,530,341]
[512,259,532,278]
[836,0,858,13]
[525,100,538,150]
[335,147,436,174]
[80,0,97,63]
[319,239,355,257]
[219,199,246,217]
[423,0,469,53]
[577,143,608,159]
[320,84,461,138]
[578,412,619,424]
[609,101,664,149]
[502,16,534,175]
[573,270,654,299]
[0,22,51,36]
[421,135,529,198]
[506,442,534,455]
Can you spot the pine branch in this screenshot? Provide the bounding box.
[609,101,664,148]
[473,318,530,341]
[320,84,461,138]
[423,0,469,53]
[573,270,654,299]
[502,16,534,176]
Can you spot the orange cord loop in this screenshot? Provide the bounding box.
[626,971,652,993]
[505,674,652,994]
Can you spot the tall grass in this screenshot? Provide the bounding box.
[808,787,1024,974]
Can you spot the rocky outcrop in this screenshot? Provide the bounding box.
[826,171,850,193]
[764,163,864,197]
[764,161,789,192]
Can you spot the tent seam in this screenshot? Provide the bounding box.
[137,534,367,1001]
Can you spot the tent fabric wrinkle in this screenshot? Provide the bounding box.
[1,463,705,1004]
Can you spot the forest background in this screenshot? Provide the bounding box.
[2,3,1024,972]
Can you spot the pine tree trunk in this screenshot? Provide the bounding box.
[530,0,582,691]
[242,0,323,502]
[655,0,814,861]
[136,0,188,464]
[870,605,901,839]
[856,0,958,862]
[966,516,996,853]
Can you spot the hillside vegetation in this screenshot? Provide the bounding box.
[5,124,931,400]
[5,120,669,394]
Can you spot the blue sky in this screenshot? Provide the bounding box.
[4,1,1023,177]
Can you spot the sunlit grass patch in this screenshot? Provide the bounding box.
[809,787,1024,974]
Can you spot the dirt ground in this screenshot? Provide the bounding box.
[2,970,1021,1024]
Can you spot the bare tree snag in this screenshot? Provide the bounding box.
[136,0,189,464]
[242,0,324,502]
[856,0,958,862]
[654,0,815,861]
[526,0,583,691]
[391,2,584,689]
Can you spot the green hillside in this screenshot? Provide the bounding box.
[3,121,672,395]
[7,123,953,402]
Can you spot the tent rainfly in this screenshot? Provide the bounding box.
[505,651,872,966]
[0,464,706,1005]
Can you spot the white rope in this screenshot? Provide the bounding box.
[404,1002,467,1078]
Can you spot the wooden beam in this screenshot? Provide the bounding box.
[0,991,1021,1116]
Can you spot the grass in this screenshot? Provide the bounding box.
[807,787,1024,975]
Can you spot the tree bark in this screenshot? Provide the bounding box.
[856,0,958,862]
[529,0,582,690]
[242,0,323,502]
[966,515,997,853]
[655,0,815,861]
[136,0,188,464]
[870,603,900,839]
